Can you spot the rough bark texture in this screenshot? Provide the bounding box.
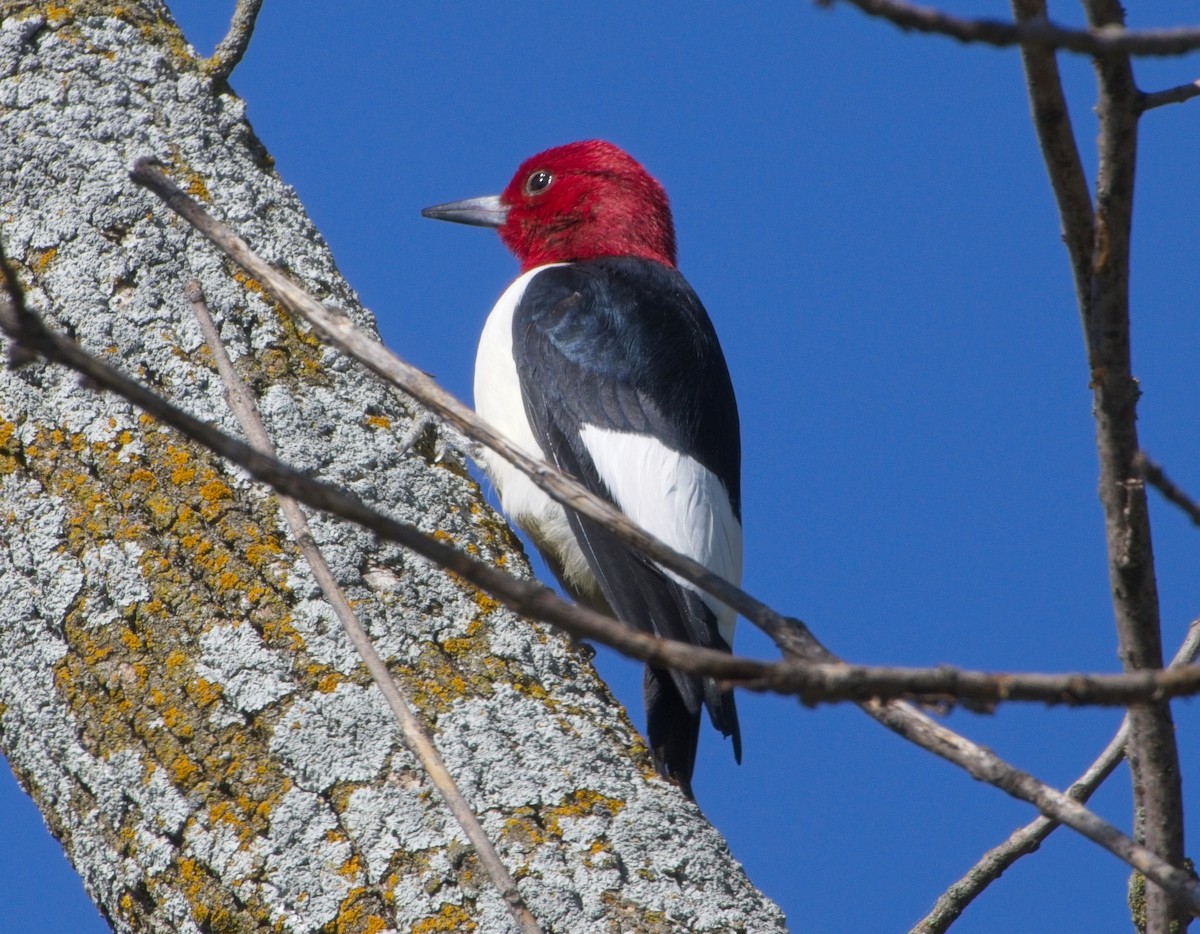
[0,3,787,932]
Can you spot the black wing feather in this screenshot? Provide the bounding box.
[511,258,742,795]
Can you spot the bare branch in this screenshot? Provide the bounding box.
[750,657,1200,707]
[1005,0,1188,920]
[1137,452,1200,526]
[823,0,1200,57]
[12,252,1200,717]
[206,0,265,81]
[1080,0,1187,924]
[5,234,1200,915]
[185,281,543,934]
[864,695,1199,914]
[1140,79,1200,112]
[911,621,1200,934]
[125,160,1200,709]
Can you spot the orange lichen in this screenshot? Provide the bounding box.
[232,271,265,296]
[216,570,242,592]
[412,905,477,934]
[161,706,194,739]
[544,789,626,837]
[316,673,342,694]
[261,615,305,651]
[170,754,199,784]
[198,478,233,518]
[119,628,144,651]
[364,415,392,430]
[188,677,222,707]
[129,467,157,488]
[170,460,196,485]
[186,173,210,202]
[333,885,390,934]
[473,591,501,616]
[440,638,474,656]
[245,538,283,568]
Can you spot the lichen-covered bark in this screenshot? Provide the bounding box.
[0,3,786,932]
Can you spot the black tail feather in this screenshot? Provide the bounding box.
[645,665,701,799]
[705,680,742,765]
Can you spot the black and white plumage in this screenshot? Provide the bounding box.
[423,141,743,798]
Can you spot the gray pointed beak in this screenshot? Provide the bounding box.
[421,194,509,228]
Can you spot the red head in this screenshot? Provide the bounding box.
[422,140,677,271]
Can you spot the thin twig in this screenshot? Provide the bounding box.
[12,263,1200,713]
[7,276,1199,713]
[1136,452,1200,526]
[1140,80,1200,112]
[206,0,264,81]
[824,0,1200,57]
[1011,0,1093,305]
[185,281,543,934]
[910,620,1200,934]
[15,208,1199,915]
[749,657,1200,707]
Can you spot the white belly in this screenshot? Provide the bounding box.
[474,266,598,597]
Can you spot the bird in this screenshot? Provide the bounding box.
[422,140,741,799]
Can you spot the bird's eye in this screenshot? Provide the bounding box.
[524,170,553,195]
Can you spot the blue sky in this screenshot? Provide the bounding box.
[8,2,1200,931]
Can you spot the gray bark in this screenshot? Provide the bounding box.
[0,3,787,931]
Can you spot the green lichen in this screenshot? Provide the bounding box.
[1128,860,1197,934]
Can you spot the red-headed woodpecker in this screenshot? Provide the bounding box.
[422,140,741,798]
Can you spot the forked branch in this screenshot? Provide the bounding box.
[911,621,1200,933]
[1137,452,1200,526]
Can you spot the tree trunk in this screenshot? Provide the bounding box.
[0,2,786,931]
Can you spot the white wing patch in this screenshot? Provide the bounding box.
[578,426,742,646]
